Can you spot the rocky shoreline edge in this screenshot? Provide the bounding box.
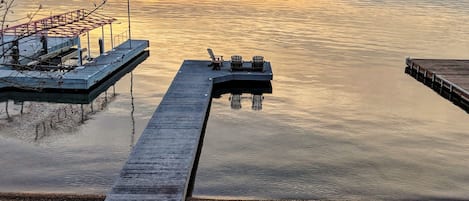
[0,192,105,201]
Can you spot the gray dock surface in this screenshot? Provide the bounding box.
[0,39,149,90]
[0,51,149,104]
[406,58,469,111]
[106,61,272,201]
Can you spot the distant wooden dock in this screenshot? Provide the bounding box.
[406,58,469,112]
[106,61,273,201]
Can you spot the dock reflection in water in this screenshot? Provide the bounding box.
[0,94,116,143]
[212,81,272,111]
[0,51,148,194]
[0,51,148,143]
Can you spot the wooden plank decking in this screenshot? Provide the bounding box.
[406,58,469,112]
[106,61,273,201]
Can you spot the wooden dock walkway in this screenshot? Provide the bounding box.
[0,39,149,90]
[106,61,273,201]
[406,58,469,112]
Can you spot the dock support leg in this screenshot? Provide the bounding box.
[99,38,104,55]
[450,85,454,101]
[110,23,114,49]
[423,70,427,84]
[440,80,444,94]
[432,74,436,89]
[101,26,105,51]
[416,66,420,79]
[77,37,83,66]
[87,31,91,60]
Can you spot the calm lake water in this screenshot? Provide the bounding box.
[2,0,469,200]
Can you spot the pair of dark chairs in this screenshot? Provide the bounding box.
[231,55,264,71]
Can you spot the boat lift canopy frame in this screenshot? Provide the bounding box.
[0,9,116,38]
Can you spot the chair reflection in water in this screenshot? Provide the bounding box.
[230,94,242,110]
[229,94,264,110]
[251,94,263,110]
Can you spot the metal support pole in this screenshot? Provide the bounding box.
[77,37,83,66]
[99,38,104,55]
[110,23,114,49]
[101,26,105,52]
[127,0,132,48]
[87,31,91,59]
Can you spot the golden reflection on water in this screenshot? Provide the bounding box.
[4,0,469,199]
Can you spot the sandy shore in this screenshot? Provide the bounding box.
[0,194,346,201]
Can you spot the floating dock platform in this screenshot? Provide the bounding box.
[406,58,469,112]
[106,61,273,201]
[0,9,149,91]
[0,51,148,104]
[0,39,149,91]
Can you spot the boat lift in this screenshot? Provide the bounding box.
[0,9,117,70]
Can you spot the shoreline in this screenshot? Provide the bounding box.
[0,193,337,201]
[0,192,105,201]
